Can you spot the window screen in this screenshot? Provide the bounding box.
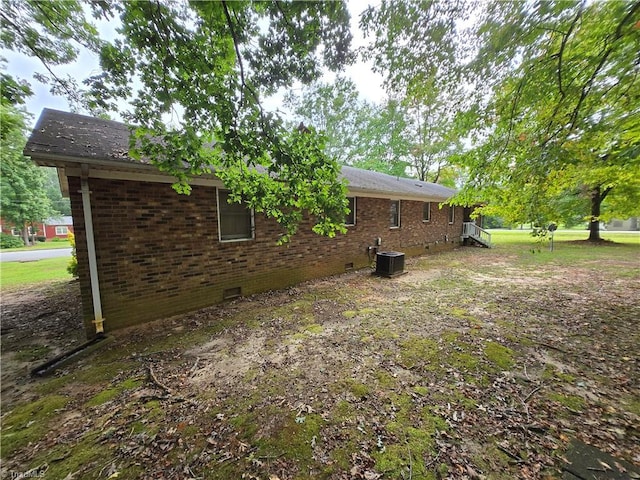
[345,197,356,225]
[218,190,253,241]
[390,200,400,228]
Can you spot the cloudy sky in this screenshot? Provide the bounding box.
[3,0,386,126]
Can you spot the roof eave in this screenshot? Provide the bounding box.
[347,187,453,203]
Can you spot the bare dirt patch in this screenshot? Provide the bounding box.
[1,281,84,405]
[1,246,639,479]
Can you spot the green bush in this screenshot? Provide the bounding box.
[0,233,24,249]
[36,236,46,243]
[67,232,78,277]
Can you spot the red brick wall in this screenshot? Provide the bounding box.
[69,177,463,336]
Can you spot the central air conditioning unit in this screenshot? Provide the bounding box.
[375,251,405,277]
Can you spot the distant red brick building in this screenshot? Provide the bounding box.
[0,216,73,240]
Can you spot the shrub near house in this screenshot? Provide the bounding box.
[0,233,24,249]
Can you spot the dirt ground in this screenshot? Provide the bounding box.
[1,244,639,479]
[1,281,85,405]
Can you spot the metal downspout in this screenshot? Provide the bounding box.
[80,165,105,334]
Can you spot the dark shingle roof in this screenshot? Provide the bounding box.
[340,166,455,201]
[25,108,455,201]
[25,108,135,163]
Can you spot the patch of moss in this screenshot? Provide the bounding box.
[372,327,399,340]
[375,370,397,390]
[399,337,439,369]
[86,386,120,406]
[304,323,323,334]
[541,365,575,383]
[242,368,259,383]
[548,393,585,411]
[86,377,143,407]
[505,333,534,346]
[373,399,447,479]
[441,331,460,343]
[14,344,52,362]
[623,397,640,417]
[333,400,355,422]
[75,360,136,384]
[330,438,361,472]
[271,298,315,325]
[448,348,480,371]
[374,428,437,479]
[229,411,261,439]
[413,385,429,396]
[344,379,371,399]
[450,307,470,319]
[28,430,107,479]
[484,341,515,370]
[35,373,74,395]
[1,395,70,458]
[232,409,325,477]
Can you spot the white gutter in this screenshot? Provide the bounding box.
[80,164,105,334]
[346,188,452,203]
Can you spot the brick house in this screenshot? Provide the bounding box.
[24,109,483,338]
[43,216,74,239]
[0,216,73,241]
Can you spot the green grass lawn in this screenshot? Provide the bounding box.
[489,228,640,246]
[2,240,71,251]
[486,229,639,273]
[0,257,73,289]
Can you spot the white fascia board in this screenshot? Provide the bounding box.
[64,166,223,188]
[346,187,452,203]
[30,153,224,189]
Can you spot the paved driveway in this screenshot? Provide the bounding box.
[0,248,72,262]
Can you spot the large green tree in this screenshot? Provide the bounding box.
[284,76,368,165]
[351,99,411,177]
[362,0,640,240]
[43,167,72,216]
[0,0,103,110]
[459,0,640,240]
[284,79,411,177]
[361,0,470,185]
[2,0,355,242]
[0,103,53,245]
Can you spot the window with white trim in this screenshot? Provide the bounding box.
[345,197,356,226]
[448,205,455,224]
[55,226,69,235]
[390,200,400,228]
[423,202,431,222]
[217,189,254,241]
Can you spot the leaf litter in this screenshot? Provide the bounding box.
[1,245,638,479]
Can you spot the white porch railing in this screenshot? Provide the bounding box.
[462,222,492,247]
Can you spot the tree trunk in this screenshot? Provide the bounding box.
[588,185,611,241]
[21,225,30,246]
